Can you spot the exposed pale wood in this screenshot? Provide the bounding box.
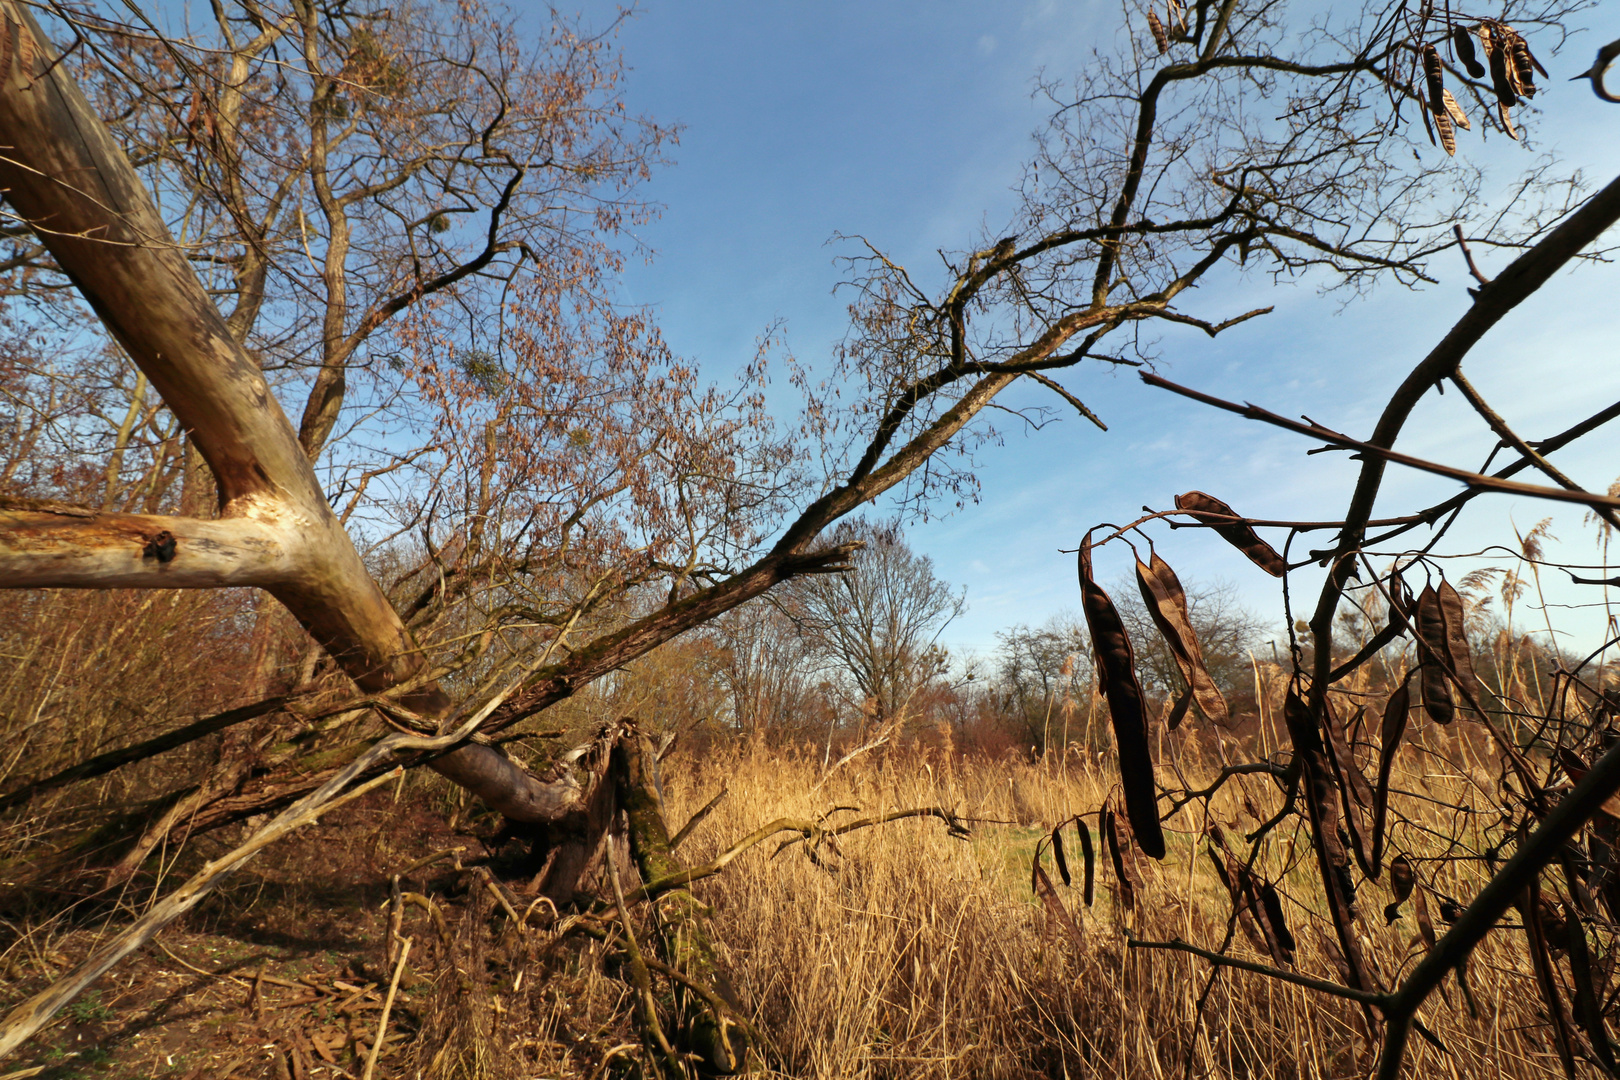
[0,0,429,704]
[0,0,576,830]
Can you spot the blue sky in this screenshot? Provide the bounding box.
[582,2,1620,660]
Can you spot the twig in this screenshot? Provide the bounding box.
[473,866,522,924]
[393,846,464,878]
[360,937,410,1080]
[1453,224,1491,286]
[670,785,728,851]
[0,694,293,811]
[1127,934,1389,1005]
[153,941,253,987]
[1448,369,1619,531]
[1142,373,1620,513]
[629,806,968,902]
[1025,371,1108,430]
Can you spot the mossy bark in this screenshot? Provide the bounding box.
[613,726,749,1075]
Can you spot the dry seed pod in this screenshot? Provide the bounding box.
[1254,879,1297,964]
[1453,24,1485,79]
[1434,109,1456,155]
[1521,885,1579,1075]
[1510,35,1538,98]
[1079,536,1165,858]
[1436,581,1476,695]
[1422,45,1446,113]
[1415,585,1455,723]
[1166,0,1186,36]
[1076,819,1095,906]
[1164,688,1192,730]
[1051,824,1071,887]
[1173,491,1286,576]
[1476,23,1495,68]
[1372,679,1410,866]
[1032,863,1085,947]
[1385,853,1414,923]
[1323,700,1378,876]
[1486,26,1518,106]
[1102,805,1137,909]
[1499,100,1518,140]
[1390,854,1415,902]
[1323,700,1374,809]
[1441,89,1471,130]
[1135,551,1229,725]
[1564,900,1620,1074]
[1414,886,1439,952]
[1147,9,1169,54]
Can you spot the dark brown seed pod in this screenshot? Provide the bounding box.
[1385,853,1414,924]
[1147,9,1169,54]
[1135,552,1229,725]
[1453,23,1485,79]
[1498,101,1518,140]
[1162,687,1192,730]
[1372,679,1410,867]
[1102,804,1138,910]
[1325,701,1375,809]
[1173,491,1286,576]
[1079,536,1165,858]
[1052,824,1071,887]
[1255,880,1297,964]
[1520,883,1579,1075]
[1511,39,1537,97]
[1414,886,1439,952]
[1076,818,1095,906]
[1032,863,1085,947]
[1436,580,1476,698]
[1231,863,1291,966]
[1415,585,1455,724]
[1565,900,1620,1073]
[1486,26,1519,106]
[1422,45,1446,114]
[1441,89,1471,130]
[1322,697,1377,877]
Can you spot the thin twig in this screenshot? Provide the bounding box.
[1142,373,1620,513]
[360,937,410,1080]
[1453,223,1491,286]
[1127,934,1390,1005]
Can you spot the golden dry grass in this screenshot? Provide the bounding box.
[654,738,1569,1079]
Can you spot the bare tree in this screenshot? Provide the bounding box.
[788,517,965,732]
[710,597,823,736]
[994,615,1091,757]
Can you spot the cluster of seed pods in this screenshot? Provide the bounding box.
[1423,20,1545,153]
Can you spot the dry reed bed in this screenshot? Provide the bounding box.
[660,739,1568,1079]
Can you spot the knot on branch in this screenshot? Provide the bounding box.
[141,530,176,563]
